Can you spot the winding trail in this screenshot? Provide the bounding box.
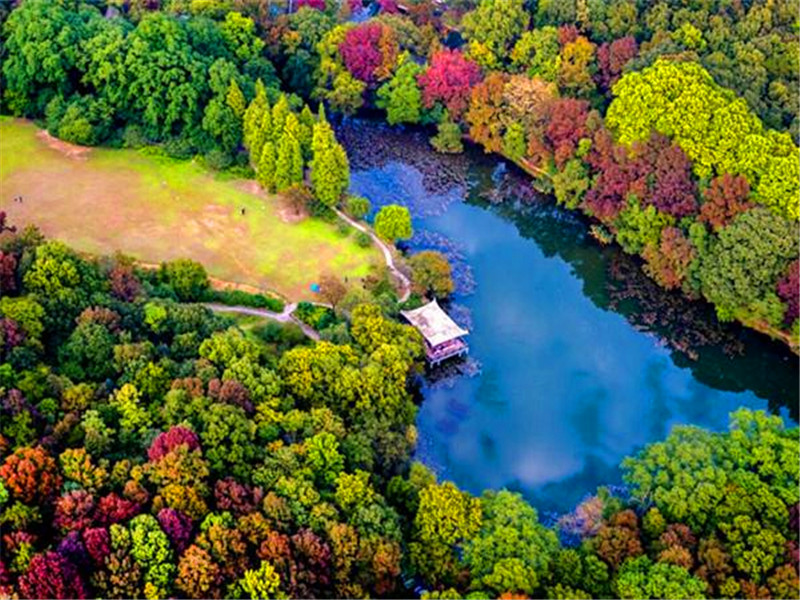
[335,208,411,302]
[204,302,321,341]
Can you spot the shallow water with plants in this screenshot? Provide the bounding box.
[342,118,799,515]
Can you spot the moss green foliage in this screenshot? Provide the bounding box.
[374,205,413,244]
[376,54,423,126]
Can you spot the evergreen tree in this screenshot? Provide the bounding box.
[226,79,246,119]
[271,94,290,143]
[311,120,350,207]
[275,133,304,192]
[243,80,268,158]
[298,105,316,159]
[257,141,276,192]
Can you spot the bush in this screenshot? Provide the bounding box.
[346,195,372,220]
[294,301,340,331]
[355,231,372,248]
[204,289,285,312]
[336,220,352,237]
[160,259,210,302]
[203,148,233,171]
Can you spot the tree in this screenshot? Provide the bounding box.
[238,560,283,599]
[374,205,412,244]
[376,54,423,125]
[510,27,560,81]
[463,490,559,597]
[776,260,799,327]
[18,551,87,600]
[161,258,209,301]
[466,72,508,153]
[318,274,347,311]
[258,141,277,191]
[698,174,752,231]
[615,556,707,599]
[430,114,464,154]
[698,207,799,322]
[244,80,270,160]
[558,36,596,99]
[345,196,371,220]
[2,0,100,116]
[274,132,304,192]
[0,446,61,505]
[310,120,350,207]
[409,251,454,299]
[339,23,397,84]
[461,0,529,70]
[418,49,482,119]
[410,481,482,586]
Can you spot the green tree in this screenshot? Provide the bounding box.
[257,141,277,192]
[462,0,530,70]
[310,117,349,207]
[238,561,284,599]
[615,556,707,599]
[160,258,209,302]
[463,490,559,597]
[409,251,454,299]
[410,481,482,586]
[374,205,412,244]
[376,55,423,125]
[698,207,799,322]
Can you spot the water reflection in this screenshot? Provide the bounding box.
[341,118,799,514]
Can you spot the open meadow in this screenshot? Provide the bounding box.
[0,118,378,300]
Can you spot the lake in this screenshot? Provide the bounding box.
[339,119,799,515]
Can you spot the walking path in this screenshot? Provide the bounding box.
[204,302,321,341]
[335,208,411,302]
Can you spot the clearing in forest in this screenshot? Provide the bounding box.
[0,118,378,300]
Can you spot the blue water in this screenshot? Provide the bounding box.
[344,121,799,515]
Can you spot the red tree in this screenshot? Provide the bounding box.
[95,492,140,526]
[596,36,638,91]
[157,508,194,553]
[698,173,752,231]
[0,251,16,294]
[0,446,62,505]
[340,23,394,84]
[109,263,141,301]
[295,0,326,10]
[777,260,799,326]
[82,527,111,566]
[545,98,590,167]
[54,490,96,533]
[418,49,482,118]
[148,425,201,462]
[214,478,263,516]
[18,552,87,599]
[645,138,697,218]
[584,129,647,222]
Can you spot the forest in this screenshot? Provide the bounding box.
[1,0,798,347]
[0,0,799,599]
[0,220,797,599]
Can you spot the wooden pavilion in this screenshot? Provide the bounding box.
[401,299,469,366]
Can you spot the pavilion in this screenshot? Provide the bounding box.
[401,299,469,366]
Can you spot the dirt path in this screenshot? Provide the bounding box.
[335,208,411,302]
[204,302,321,341]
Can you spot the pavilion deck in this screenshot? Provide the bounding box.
[426,338,468,366]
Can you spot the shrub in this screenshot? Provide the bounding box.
[355,231,372,248]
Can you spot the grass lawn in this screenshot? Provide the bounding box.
[0,118,379,300]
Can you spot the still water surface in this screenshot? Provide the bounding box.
[341,120,799,515]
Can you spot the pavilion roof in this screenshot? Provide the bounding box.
[400,299,468,347]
